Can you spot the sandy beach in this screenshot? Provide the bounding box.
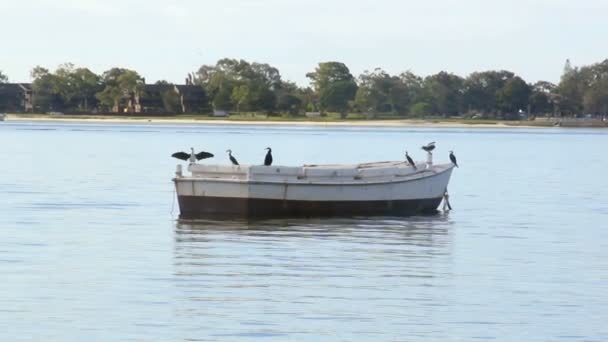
[5,114,549,129]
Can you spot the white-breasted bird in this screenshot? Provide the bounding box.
[405,151,417,170]
[227,149,239,165]
[172,147,214,163]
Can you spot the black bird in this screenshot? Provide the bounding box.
[264,147,273,166]
[449,150,459,167]
[172,147,214,163]
[405,151,417,170]
[227,149,239,165]
[421,141,436,154]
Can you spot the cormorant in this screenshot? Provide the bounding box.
[449,151,458,167]
[405,151,417,170]
[227,149,239,165]
[264,147,273,166]
[172,147,214,163]
[421,141,436,154]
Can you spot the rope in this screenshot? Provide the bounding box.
[443,189,452,211]
[170,185,176,216]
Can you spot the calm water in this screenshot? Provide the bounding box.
[1,121,607,341]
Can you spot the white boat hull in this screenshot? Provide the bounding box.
[173,161,454,218]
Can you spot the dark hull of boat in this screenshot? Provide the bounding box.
[177,195,444,219]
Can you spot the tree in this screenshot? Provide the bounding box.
[320,80,358,117]
[0,71,7,83]
[307,62,357,116]
[557,59,608,116]
[529,81,556,115]
[424,71,465,116]
[497,76,531,116]
[355,68,392,116]
[30,66,64,112]
[195,58,282,113]
[583,78,608,115]
[231,84,250,112]
[96,68,144,113]
[409,102,432,117]
[212,85,233,110]
[275,81,304,115]
[463,70,515,116]
[354,85,379,117]
[70,67,100,111]
[51,63,101,111]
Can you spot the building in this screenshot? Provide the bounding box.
[0,83,33,112]
[0,81,209,115]
[138,84,209,114]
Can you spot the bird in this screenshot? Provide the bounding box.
[405,151,417,170]
[227,149,239,165]
[172,147,214,163]
[421,141,436,154]
[264,147,273,166]
[449,151,459,167]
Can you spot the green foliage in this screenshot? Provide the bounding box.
[557,59,608,115]
[212,85,233,110]
[497,76,531,116]
[529,81,556,115]
[231,85,250,112]
[196,58,281,113]
[10,57,608,118]
[96,68,144,112]
[463,70,515,114]
[424,71,464,116]
[320,80,357,117]
[583,77,608,114]
[409,102,432,117]
[307,62,357,114]
[277,93,303,115]
[31,66,64,112]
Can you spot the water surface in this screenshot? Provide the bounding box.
[0,121,607,341]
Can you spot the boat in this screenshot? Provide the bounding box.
[0,113,6,121]
[173,154,455,219]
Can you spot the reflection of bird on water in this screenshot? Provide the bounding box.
[264,147,273,166]
[172,147,214,163]
[449,151,458,167]
[421,141,436,154]
[405,151,417,170]
[227,149,239,165]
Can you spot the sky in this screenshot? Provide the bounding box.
[1,0,607,86]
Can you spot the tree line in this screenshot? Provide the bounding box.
[1,58,608,118]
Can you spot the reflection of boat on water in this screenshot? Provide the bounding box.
[173,154,455,219]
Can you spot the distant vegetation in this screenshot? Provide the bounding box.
[1,58,608,119]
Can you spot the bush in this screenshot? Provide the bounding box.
[409,102,431,117]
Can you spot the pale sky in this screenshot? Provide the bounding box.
[1,0,607,86]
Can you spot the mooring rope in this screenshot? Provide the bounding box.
[170,186,176,216]
[443,189,452,211]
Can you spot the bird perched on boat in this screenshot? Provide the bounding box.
[405,151,417,170]
[171,148,214,163]
[264,147,273,166]
[449,151,459,167]
[421,142,436,154]
[226,149,239,165]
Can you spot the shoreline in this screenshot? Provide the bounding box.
[4,114,605,129]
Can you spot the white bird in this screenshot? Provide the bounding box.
[172,147,214,163]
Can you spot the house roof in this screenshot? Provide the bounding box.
[0,83,32,94]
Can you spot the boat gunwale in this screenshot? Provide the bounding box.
[174,163,454,187]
